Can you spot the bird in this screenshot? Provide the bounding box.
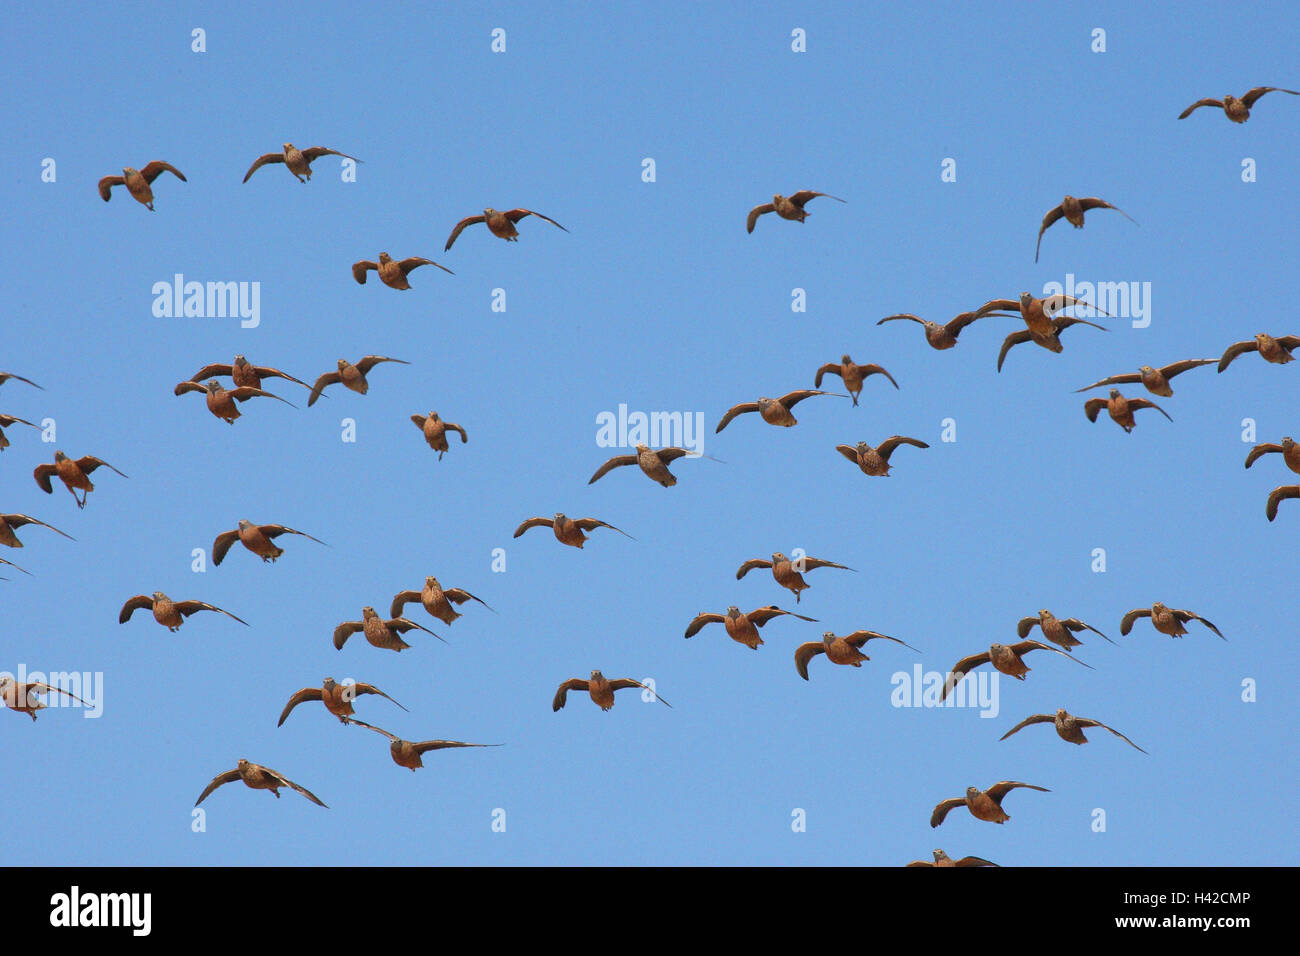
[390,576,493,625]
[98,161,186,209]
[941,641,1092,702]
[1179,87,1299,123]
[0,513,74,549]
[552,671,670,712]
[0,414,39,451]
[716,390,844,433]
[1016,609,1114,651]
[1075,359,1215,397]
[513,513,632,549]
[308,356,409,406]
[173,379,295,423]
[1245,437,1300,474]
[930,781,1050,827]
[351,252,452,289]
[333,606,443,652]
[875,310,1017,351]
[1035,196,1136,262]
[119,591,248,632]
[1217,333,1300,372]
[211,520,326,565]
[277,677,407,727]
[794,630,919,680]
[444,207,568,250]
[905,849,999,868]
[835,436,929,476]
[813,356,899,405]
[195,759,326,808]
[976,292,1107,339]
[0,676,87,720]
[588,444,701,487]
[180,355,311,392]
[684,605,817,650]
[242,143,360,183]
[1120,603,1223,641]
[997,316,1108,372]
[1000,708,1146,753]
[735,552,855,603]
[342,718,501,770]
[410,412,467,459]
[1084,389,1172,432]
[747,190,845,232]
[1267,485,1300,522]
[33,451,127,508]
[0,372,42,391]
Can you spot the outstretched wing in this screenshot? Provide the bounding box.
[355,355,411,375]
[75,456,127,478]
[1034,204,1066,262]
[211,530,240,566]
[175,601,249,626]
[573,518,633,539]
[996,330,1034,372]
[1075,718,1148,754]
[715,402,759,433]
[793,642,825,681]
[389,590,422,618]
[1075,372,1140,392]
[512,517,554,538]
[986,780,1050,801]
[1060,618,1115,644]
[788,190,845,207]
[1128,398,1173,422]
[1119,608,1151,636]
[399,257,454,276]
[242,152,284,182]
[140,161,186,184]
[1241,86,1300,107]
[588,454,637,484]
[504,208,567,232]
[1178,97,1222,119]
[608,678,670,707]
[552,678,589,712]
[1267,484,1300,522]
[194,769,242,807]
[444,215,487,251]
[333,621,363,649]
[998,714,1055,741]
[735,559,773,580]
[277,688,324,726]
[684,613,725,638]
[746,203,775,233]
[814,363,840,388]
[1217,340,1257,372]
[929,798,967,829]
[98,176,125,201]
[351,261,378,284]
[118,595,154,623]
[1173,609,1225,640]
[940,652,991,701]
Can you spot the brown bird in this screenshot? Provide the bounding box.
[195,758,326,808]
[1084,389,1172,432]
[351,252,453,289]
[941,641,1092,702]
[174,379,295,423]
[1245,436,1300,474]
[410,411,467,459]
[277,677,406,727]
[930,781,1050,828]
[308,356,409,406]
[1267,485,1300,522]
[794,629,919,680]
[333,606,443,652]
[1217,333,1300,372]
[181,355,311,392]
[1075,359,1215,397]
[444,207,568,250]
[976,292,1108,339]
[905,849,999,868]
[343,718,501,770]
[835,436,929,476]
[1179,87,1299,123]
[875,310,1017,351]
[716,389,843,433]
[0,414,38,451]
[552,670,670,712]
[747,190,845,232]
[588,444,700,487]
[119,591,248,632]
[211,520,326,565]
[33,451,127,508]
[1035,195,1136,262]
[513,513,632,549]
[1000,708,1146,753]
[814,356,898,405]
[684,605,817,650]
[0,513,74,549]
[735,552,855,603]
[390,576,493,625]
[1120,603,1223,641]
[242,143,360,183]
[997,315,1107,372]
[0,676,87,721]
[98,161,186,210]
[1016,609,1114,652]
[0,372,42,391]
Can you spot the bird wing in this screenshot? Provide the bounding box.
[587,454,637,484]
[789,190,845,207]
[242,153,284,182]
[1241,86,1300,107]
[1034,204,1066,262]
[277,688,323,726]
[343,717,398,742]
[308,372,342,406]
[608,678,670,706]
[929,798,967,828]
[876,435,929,458]
[1075,718,1148,754]
[118,595,154,622]
[996,330,1034,372]
[1267,484,1300,521]
[352,683,407,711]
[1060,618,1115,644]
[1075,372,1139,392]
[1217,340,1257,372]
[351,261,377,284]
[444,215,487,250]
[399,257,453,276]
[814,363,840,387]
[229,386,295,407]
[749,605,816,626]
[413,739,501,753]
[954,856,1000,868]
[1245,444,1283,468]
[746,203,775,233]
[355,355,410,375]
[175,601,249,626]
[804,558,854,572]
[857,364,899,388]
[974,298,1022,318]
[998,714,1055,741]
[1083,398,1108,422]
[736,559,773,579]
[1,514,72,538]
[1277,336,1300,350]
[834,444,860,463]
[512,517,554,538]
[32,465,56,493]
[572,518,633,538]
[1178,98,1222,118]
[1173,609,1225,640]
[388,618,446,643]
[779,389,836,409]
[1119,608,1151,635]
[389,590,421,618]
[263,766,328,807]
[1010,640,1093,667]
[654,447,693,463]
[715,402,760,432]
[941,652,991,701]
[141,161,186,183]
[98,176,124,200]
[793,642,825,680]
[75,456,127,478]
[333,621,364,649]
[211,530,240,566]
[259,525,325,546]
[1078,197,1137,223]
[986,780,1050,801]
[443,588,491,610]
[0,372,43,389]
[1016,617,1039,639]
[251,365,310,387]
[194,769,242,806]
[301,146,359,163]
[684,613,725,638]
[552,678,589,712]
[444,422,468,442]
[504,208,568,231]
[844,631,919,652]
[876,313,925,327]
[1127,398,1173,422]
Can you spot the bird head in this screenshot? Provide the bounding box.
[152,591,167,601]
[1283,437,1295,449]
[841,354,852,364]
[484,207,498,217]
[821,631,836,642]
[1139,365,1155,374]
[362,606,377,619]
[1151,602,1168,612]
[234,354,248,367]
[1256,333,1270,345]
[337,359,349,371]
[989,643,1006,653]
[553,512,565,523]
[205,380,223,392]
[237,519,255,530]
[933,849,950,861]
[772,552,786,563]
[965,786,980,799]
[726,606,741,618]
[1109,388,1121,398]
[237,758,250,771]
[1055,708,1068,719]
[635,443,651,453]
[282,143,294,152]
[123,167,138,177]
[772,194,784,204]
[590,669,603,681]
[378,252,392,263]
[425,575,439,587]
[53,450,68,462]
[1019,291,1034,308]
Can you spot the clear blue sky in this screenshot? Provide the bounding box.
[2,0,1296,866]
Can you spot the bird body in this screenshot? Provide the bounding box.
[552,670,669,712]
[1083,389,1171,432]
[118,591,248,632]
[411,412,467,459]
[195,758,326,808]
[33,451,128,508]
[352,252,452,290]
[513,513,631,549]
[243,143,359,183]
[684,605,816,650]
[835,437,928,476]
[390,576,491,625]
[930,782,1049,827]
[814,355,898,405]
[1179,87,1299,123]
[98,161,186,209]
[746,190,845,232]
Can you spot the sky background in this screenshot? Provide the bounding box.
[2,1,1297,866]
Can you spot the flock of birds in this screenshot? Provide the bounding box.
[2,81,1296,865]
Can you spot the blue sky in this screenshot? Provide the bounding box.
[2,0,1297,865]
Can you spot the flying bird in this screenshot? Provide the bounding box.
[814,355,898,405]
[684,605,817,650]
[513,513,632,549]
[1000,708,1146,753]
[905,849,999,868]
[351,252,453,289]
[835,436,929,476]
[1084,389,1172,432]
[1267,485,1300,522]
[195,759,326,808]
[0,414,39,451]
[444,207,568,250]
[211,520,326,565]
[277,677,406,727]
[1035,195,1136,262]
[588,444,701,487]
[98,161,186,210]
[1179,86,1299,123]
[410,412,467,459]
[174,379,295,423]
[242,143,360,183]
[1217,333,1300,372]
[930,781,1050,827]
[333,606,443,652]
[33,451,127,508]
[1120,603,1223,641]
[308,356,409,406]
[716,389,843,433]
[976,292,1108,339]
[1075,359,1215,397]
[552,670,670,712]
[794,630,919,680]
[747,190,845,232]
[390,577,493,625]
[119,591,248,632]
[941,641,1092,702]
[875,310,1017,351]
[0,676,87,721]
[343,718,501,770]
[1245,437,1300,474]
[0,513,73,549]
[735,551,855,603]
[180,355,311,392]
[997,316,1107,372]
[1017,609,1114,651]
